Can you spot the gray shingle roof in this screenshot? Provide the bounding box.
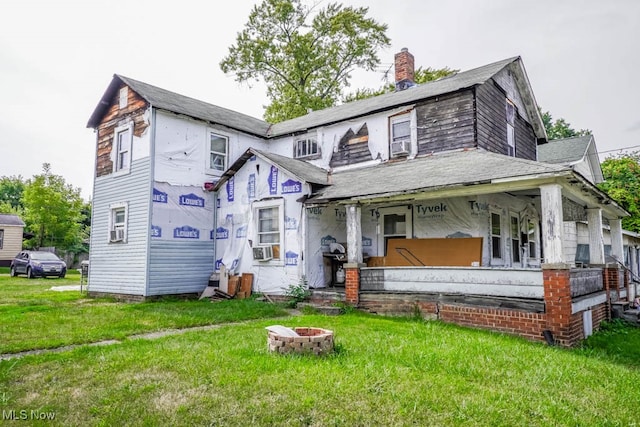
[0,214,25,226]
[212,148,328,191]
[269,57,521,137]
[537,135,593,165]
[87,75,270,137]
[252,150,328,185]
[89,56,545,142]
[308,149,570,203]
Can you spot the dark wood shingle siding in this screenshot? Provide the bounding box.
[475,81,508,155]
[476,79,537,160]
[416,90,476,155]
[514,113,536,161]
[95,84,149,177]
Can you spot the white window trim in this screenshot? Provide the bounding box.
[294,132,320,159]
[111,122,133,175]
[206,130,230,175]
[509,212,521,266]
[506,99,516,157]
[0,229,3,250]
[252,199,285,265]
[490,210,505,265]
[108,202,129,243]
[389,110,416,158]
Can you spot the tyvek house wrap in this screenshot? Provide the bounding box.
[215,155,310,294]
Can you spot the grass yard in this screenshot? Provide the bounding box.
[1,271,640,426]
[0,272,287,354]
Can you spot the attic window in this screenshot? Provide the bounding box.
[294,134,319,159]
[119,87,128,109]
[506,99,516,157]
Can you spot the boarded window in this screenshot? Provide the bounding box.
[506,99,516,156]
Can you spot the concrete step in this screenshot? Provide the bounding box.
[297,302,344,316]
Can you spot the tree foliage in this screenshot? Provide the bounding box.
[598,152,640,233]
[541,110,591,140]
[22,164,86,251]
[220,0,390,123]
[343,65,458,103]
[0,175,26,213]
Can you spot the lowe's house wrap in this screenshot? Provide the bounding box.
[215,155,309,293]
[151,182,214,242]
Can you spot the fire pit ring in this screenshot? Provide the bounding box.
[266,325,334,355]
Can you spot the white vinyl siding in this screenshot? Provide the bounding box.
[89,157,151,296]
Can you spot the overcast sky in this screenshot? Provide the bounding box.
[1,0,639,200]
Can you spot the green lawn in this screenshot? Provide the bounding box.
[0,273,287,354]
[1,272,639,426]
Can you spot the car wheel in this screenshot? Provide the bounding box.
[59,272,66,279]
[27,267,34,279]
[10,266,17,277]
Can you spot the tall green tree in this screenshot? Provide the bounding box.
[541,110,591,140]
[220,0,390,123]
[0,175,25,213]
[22,163,85,251]
[343,65,458,102]
[598,152,640,233]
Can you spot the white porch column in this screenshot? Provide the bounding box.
[610,218,624,265]
[586,208,605,265]
[346,204,363,264]
[539,184,565,264]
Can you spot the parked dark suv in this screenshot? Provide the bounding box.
[10,250,67,279]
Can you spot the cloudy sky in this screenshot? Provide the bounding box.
[1,0,639,200]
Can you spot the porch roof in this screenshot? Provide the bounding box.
[307,149,572,203]
[212,148,329,191]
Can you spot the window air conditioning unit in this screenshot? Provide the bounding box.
[390,140,410,157]
[252,245,273,261]
[110,229,125,242]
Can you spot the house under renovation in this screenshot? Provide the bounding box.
[87,49,636,346]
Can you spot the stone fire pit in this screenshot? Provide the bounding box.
[266,325,334,355]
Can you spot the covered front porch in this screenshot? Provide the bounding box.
[305,153,630,346]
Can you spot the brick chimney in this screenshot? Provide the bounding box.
[395,48,415,91]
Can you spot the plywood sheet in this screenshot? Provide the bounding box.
[385,238,482,267]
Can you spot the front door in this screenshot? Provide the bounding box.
[377,206,413,256]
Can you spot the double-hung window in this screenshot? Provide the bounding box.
[109,202,128,243]
[113,123,132,173]
[294,134,319,159]
[390,113,411,157]
[491,212,503,261]
[209,133,228,172]
[510,214,521,263]
[253,199,284,261]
